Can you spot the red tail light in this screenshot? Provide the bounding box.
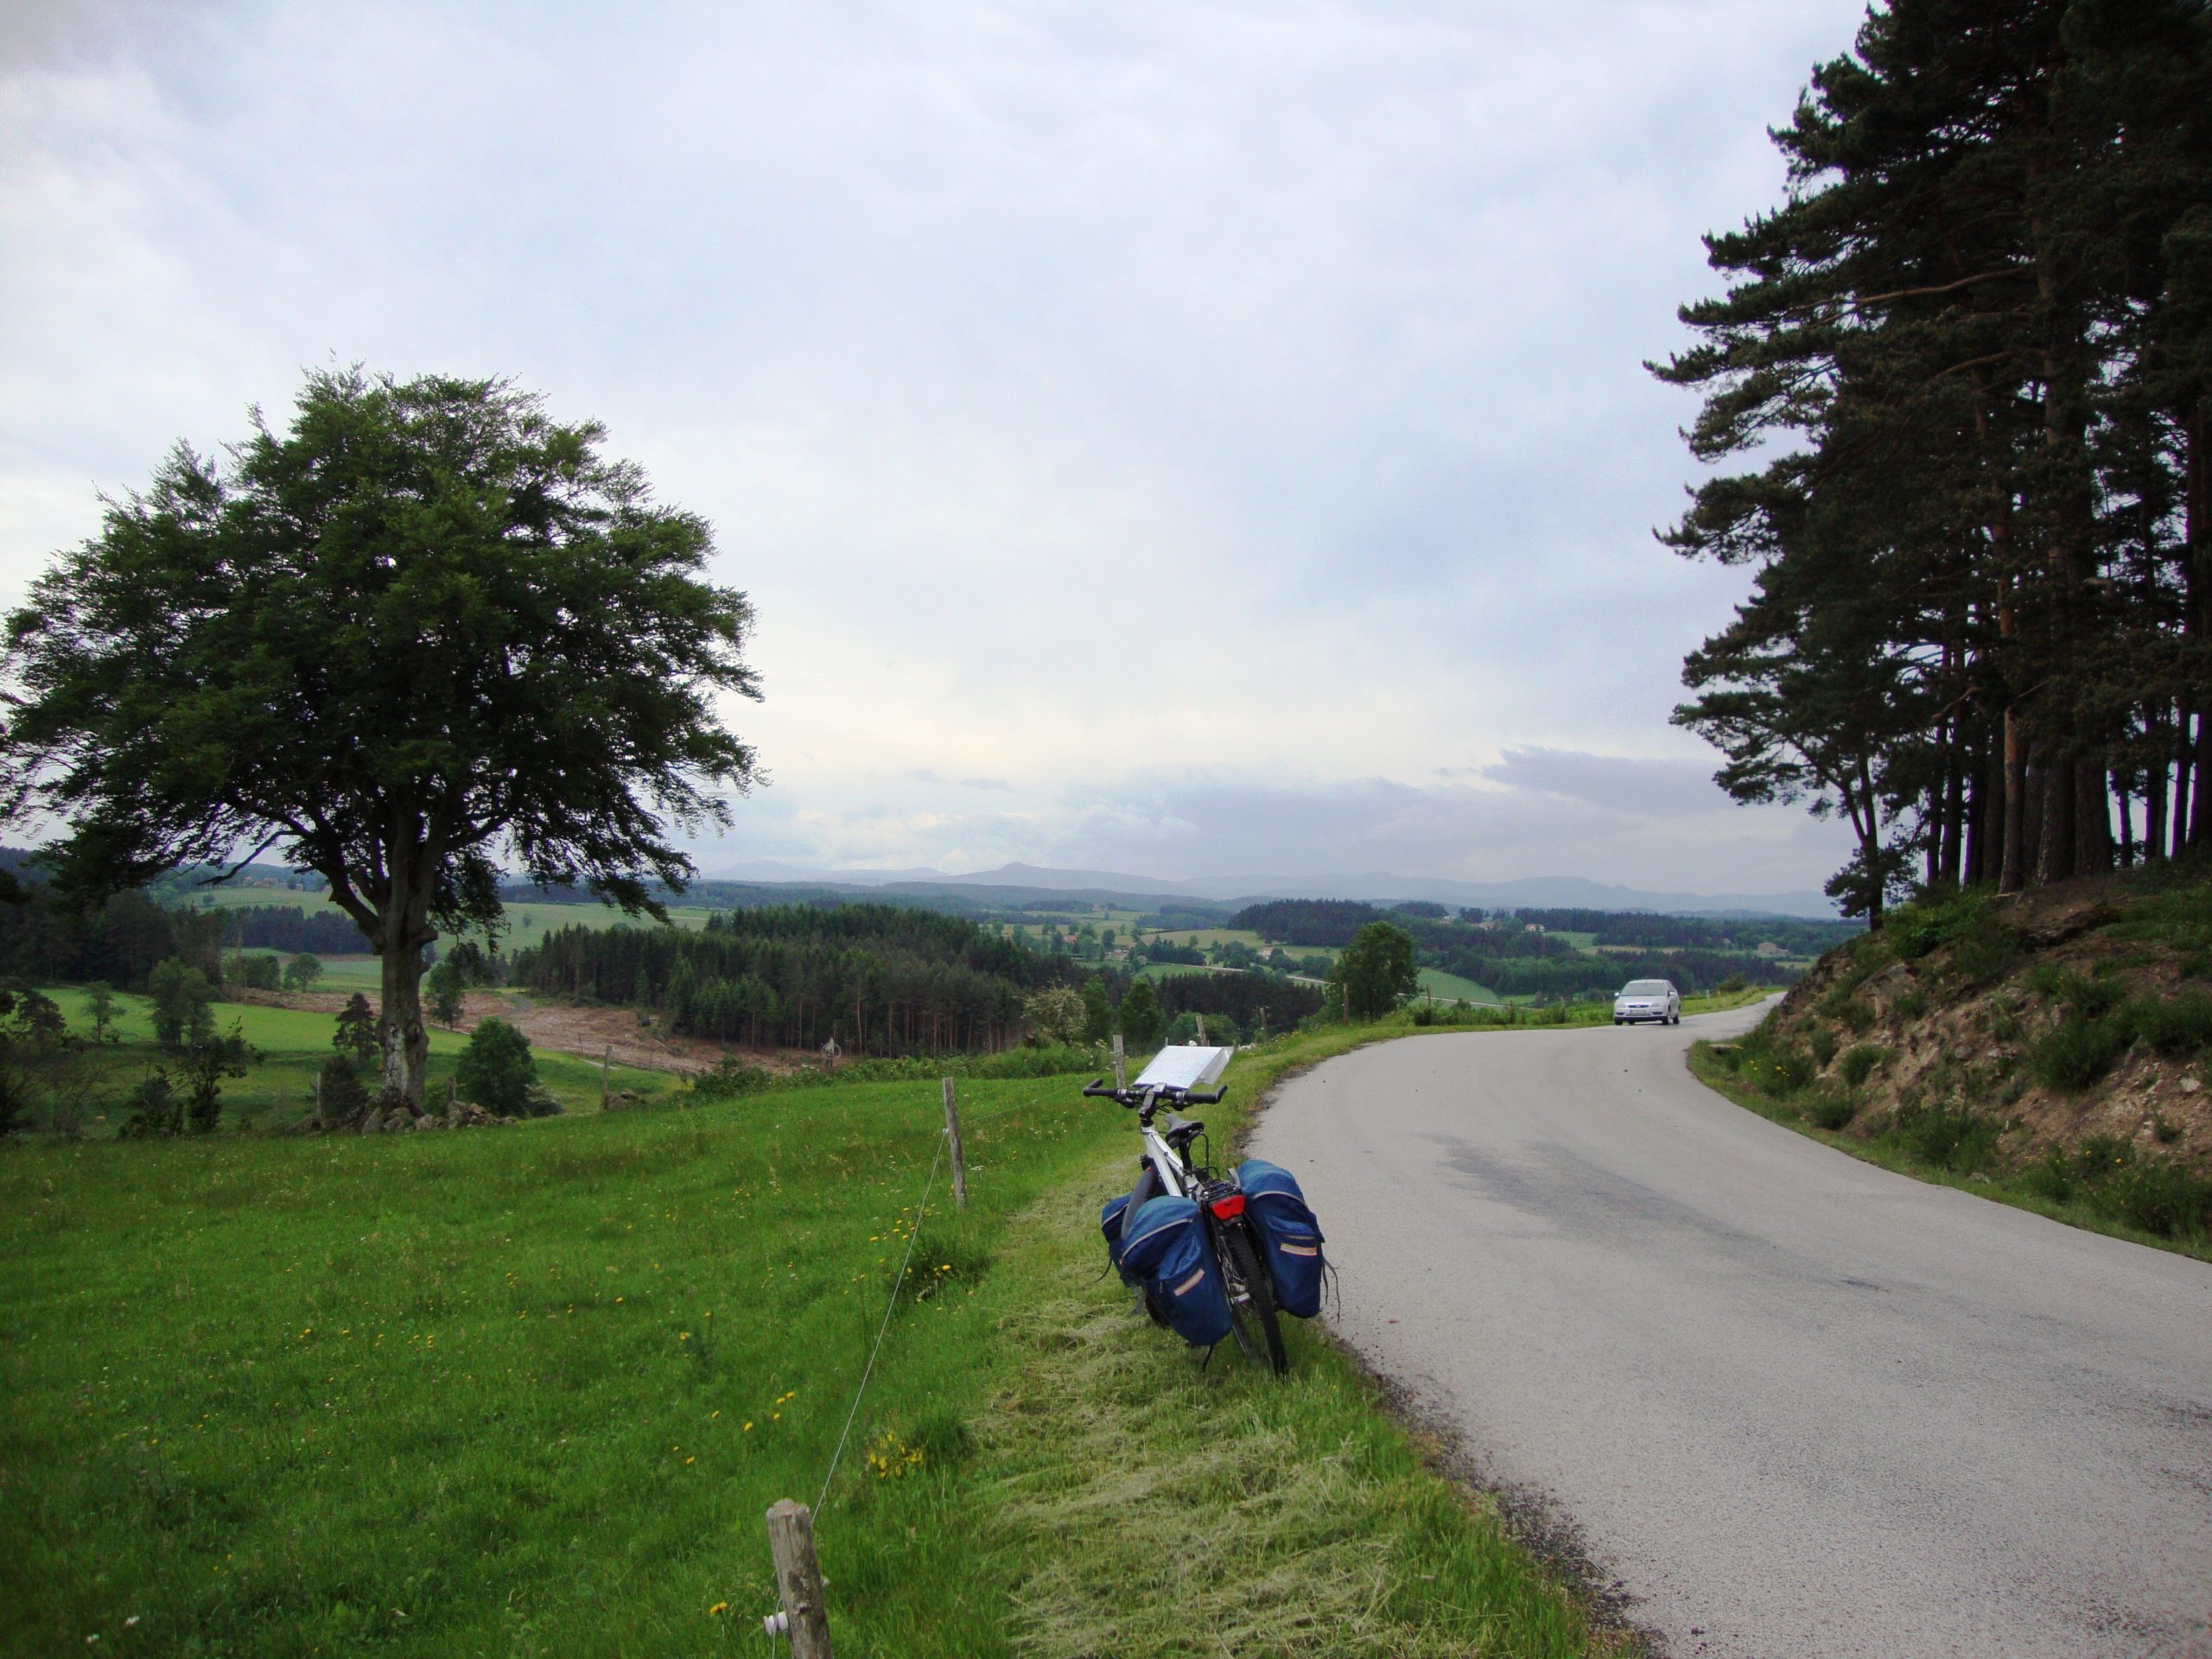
[1209,1193,1246,1220]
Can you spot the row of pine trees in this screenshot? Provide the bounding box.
[1661,0,2211,918]
[512,905,1085,1055]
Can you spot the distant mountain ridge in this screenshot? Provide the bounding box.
[705,859,1840,919]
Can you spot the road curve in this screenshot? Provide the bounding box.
[1252,1007,2212,1659]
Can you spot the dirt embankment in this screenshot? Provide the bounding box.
[1759,864,2210,1169]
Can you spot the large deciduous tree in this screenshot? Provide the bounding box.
[1,368,762,1107]
[1330,920,1419,1020]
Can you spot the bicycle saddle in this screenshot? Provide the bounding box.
[1160,1114,1205,1148]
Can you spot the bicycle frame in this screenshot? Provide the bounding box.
[1084,1072,1288,1374]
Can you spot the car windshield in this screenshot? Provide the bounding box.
[1623,980,1670,995]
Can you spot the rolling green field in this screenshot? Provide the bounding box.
[3,1026,1618,1658]
[29,987,671,1131]
[178,887,720,940]
[1415,966,1503,1005]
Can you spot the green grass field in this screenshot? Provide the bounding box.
[178,887,720,940]
[30,987,671,1131]
[1415,966,1503,1005]
[3,1020,1623,1658]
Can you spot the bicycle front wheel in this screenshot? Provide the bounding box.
[1218,1223,1288,1376]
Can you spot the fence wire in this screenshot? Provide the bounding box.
[813,1129,946,1514]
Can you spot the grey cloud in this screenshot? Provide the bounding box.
[3,0,1872,898]
[1482,747,1732,821]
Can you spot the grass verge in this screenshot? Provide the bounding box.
[4,1018,1624,1656]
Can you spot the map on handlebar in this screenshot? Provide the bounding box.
[1131,1045,1233,1092]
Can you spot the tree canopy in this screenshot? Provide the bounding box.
[1656,0,2212,917]
[0,368,761,1103]
[1331,921,1419,1020]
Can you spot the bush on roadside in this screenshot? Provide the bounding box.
[1808,1027,1839,1068]
[2031,1011,2133,1091]
[2101,1160,2212,1237]
[1890,1098,1998,1171]
[1745,1046,1814,1098]
[1839,1045,1887,1087]
[1803,1090,1856,1130]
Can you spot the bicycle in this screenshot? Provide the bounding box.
[1084,1063,1288,1376]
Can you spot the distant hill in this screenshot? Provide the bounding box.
[707,859,1840,919]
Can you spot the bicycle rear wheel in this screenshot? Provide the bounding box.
[1217,1223,1288,1376]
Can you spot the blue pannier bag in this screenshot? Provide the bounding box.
[1116,1195,1233,1348]
[1236,1160,1327,1319]
[1099,1192,1137,1282]
[1100,1167,1165,1283]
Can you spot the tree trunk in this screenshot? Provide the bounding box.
[2037,755,2076,887]
[380,941,429,1108]
[2148,712,2171,861]
[2074,759,2111,875]
[2193,709,2210,849]
[1999,708,2029,893]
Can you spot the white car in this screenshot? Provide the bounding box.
[1613,978,1680,1026]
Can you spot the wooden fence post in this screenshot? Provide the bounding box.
[765,1498,833,1656]
[1111,1034,1127,1090]
[599,1045,611,1109]
[942,1078,967,1210]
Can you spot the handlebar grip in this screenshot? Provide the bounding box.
[1081,1079,1112,1096]
[1185,1087,1226,1105]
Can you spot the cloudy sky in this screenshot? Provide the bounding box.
[0,0,1872,900]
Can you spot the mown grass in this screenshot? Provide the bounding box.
[29,986,673,1132]
[4,1018,1624,1657]
[1688,1039,2212,1263]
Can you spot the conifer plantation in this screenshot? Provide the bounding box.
[512,905,1085,1053]
[1658,0,2212,921]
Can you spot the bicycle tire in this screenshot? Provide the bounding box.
[1217,1222,1288,1376]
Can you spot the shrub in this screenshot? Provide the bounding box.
[1949,913,2024,983]
[1748,1046,1814,1097]
[2031,1013,2132,1091]
[1803,1090,1856,1130]
[316,1053,369,1124]
[1839,1045,1887,1087]
[1716,974,1747,995]
[1893,990,1929,1020]
[1892,1100,1998,1171]
[2105,1161,2211,1237]
[118,1071,181,1139]
[2126,989,2212,1056]
[1885,889,1983,960]
[455,1018,538,1116]
[2019,1149,2073,1205]
[691,1058,775,1100]
[2074,1133,2131,1176]
[1808,1027,1839,1068]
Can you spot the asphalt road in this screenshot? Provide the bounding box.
[1251,1006,2212,1659]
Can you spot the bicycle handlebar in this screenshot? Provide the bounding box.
[1082,1079,1227,1108]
